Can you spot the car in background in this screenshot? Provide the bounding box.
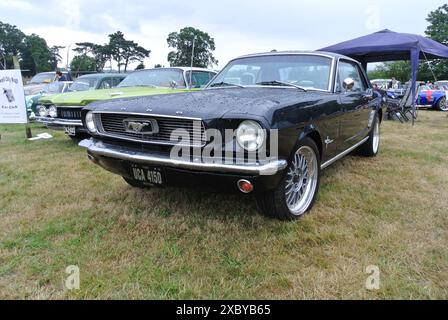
[36,67,217,139]
[26,81,73,120]
[67,73,127,92]
[79,51,383,220]
[24,71,73,96]
[371,79,406,99]
[435,80,448,87]
[435,81,448,107]
[416,85,447,111]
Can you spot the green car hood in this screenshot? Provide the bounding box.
[38,86,194,106]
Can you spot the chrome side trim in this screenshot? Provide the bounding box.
[55,105,85,109]
[321,137,369,170]
[79,139,288,176]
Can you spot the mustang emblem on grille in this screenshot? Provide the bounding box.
[123,119,159,135]
[128,122,149,132]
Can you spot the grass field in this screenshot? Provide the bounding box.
[0,111,447,299]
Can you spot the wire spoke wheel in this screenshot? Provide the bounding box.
[285,146,319,216]
[372,120,380,154]
[439,97,448,111]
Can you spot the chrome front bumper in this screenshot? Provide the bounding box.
[79,139,288,176]
[35,117,83,127]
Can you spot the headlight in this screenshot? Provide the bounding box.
[38,105,48,117]
[85,111,97,134]
[236,120,265,152]
[49,106,57,118]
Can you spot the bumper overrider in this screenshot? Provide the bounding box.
[79,139,288,193]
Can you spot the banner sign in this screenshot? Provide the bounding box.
[0,70,27,124]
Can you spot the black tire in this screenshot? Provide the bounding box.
[256,137,321,221]
[357,113,380,157]
[437,97,447,111]
[123,177,152,189]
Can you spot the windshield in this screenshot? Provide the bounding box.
[118,69,186,88]
[209,55,332,91]
[30,73,54,84]
[68,77,100,92]
[43,82,65,94]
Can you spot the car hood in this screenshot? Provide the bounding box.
[38,86,193,106]
[24,84,46,96]
[87,87,328,122]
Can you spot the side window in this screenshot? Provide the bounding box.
[99,78,113,89]
[111,77,123,88]
[187,72,215,88]
[337,61,366,93]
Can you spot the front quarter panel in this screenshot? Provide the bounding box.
[270,94,342,163]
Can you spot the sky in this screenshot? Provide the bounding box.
[0,0,446,70]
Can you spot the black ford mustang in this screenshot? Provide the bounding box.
[79,51,383,220]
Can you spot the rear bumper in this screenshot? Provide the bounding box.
[79,138,287,193]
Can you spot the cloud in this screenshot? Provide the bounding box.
[2,0,447,70]
[0,0,32,11]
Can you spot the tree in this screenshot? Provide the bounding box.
[425,4,448,80]
[21,34,55,74]
[167,27,217,68]
[135,62,145,70]
[368,61,434,83]
[50,45,64,69]
[368,61,412,82]
[0,21,25,69]
[70,55,96,74]
[73,42,111,72]
[108,31,150,72]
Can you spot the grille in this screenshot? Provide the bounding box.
[97,113,206,147]
[57,108,83,120]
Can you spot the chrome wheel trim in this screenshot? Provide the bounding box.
[372,120,380,154]
[440,98,448,111]
[285,146,318,216]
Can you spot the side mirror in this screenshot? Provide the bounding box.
[343,78,355,91]
[170,80,177,89]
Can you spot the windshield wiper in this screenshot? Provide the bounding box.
[256,81,308,92]
[209,82,245,88]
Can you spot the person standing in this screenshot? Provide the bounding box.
[55,71,68,82]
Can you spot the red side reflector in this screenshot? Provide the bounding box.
[238,180,254,194]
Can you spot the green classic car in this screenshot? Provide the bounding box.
[36,67,216,139]
[26,81,73,120]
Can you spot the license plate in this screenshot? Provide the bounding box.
[128,163,164,185]
[64,126,77,136]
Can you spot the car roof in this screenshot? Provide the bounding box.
[77,73,127,79]
[48,81,73,84]
[35,71,69,75]
[232,50,360,64]
[132,67,216,73]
